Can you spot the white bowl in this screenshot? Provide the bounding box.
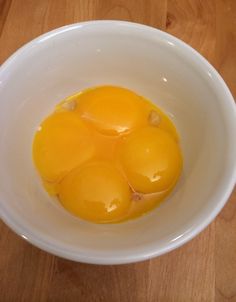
[0,21,235,264]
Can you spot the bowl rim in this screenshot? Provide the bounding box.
[0,20,236,265]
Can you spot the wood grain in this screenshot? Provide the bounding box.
[0,0,11,37]
[0,1,235,301]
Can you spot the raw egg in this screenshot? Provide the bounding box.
[32,85,182,223]
[33,111,94,183]
[76,86,145,135]
[59,161,131,223]
[119,126,182,193]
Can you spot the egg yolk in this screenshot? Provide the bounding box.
[75,86,145,135]
[59,162,131,223]
[32,85,183,223]
[33,111,94,182]
[119,126,182,193]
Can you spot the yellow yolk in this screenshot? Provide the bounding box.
[59,162,131,223]
[119,126,182,193]
[75,86,145,135]
[33,111,94,182]
[32,85,183,223]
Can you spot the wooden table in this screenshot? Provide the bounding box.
[0,1,235,301]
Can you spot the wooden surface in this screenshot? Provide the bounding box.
[0,1,235,301]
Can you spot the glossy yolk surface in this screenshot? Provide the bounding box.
[75,86,145,135]
[33,111,94,182]
[59,162,131,223]
[119,126,182,193]
[32,85,182,223]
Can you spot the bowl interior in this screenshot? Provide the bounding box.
[0,22,235,263]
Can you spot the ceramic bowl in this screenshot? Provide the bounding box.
[0,21,235,264]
